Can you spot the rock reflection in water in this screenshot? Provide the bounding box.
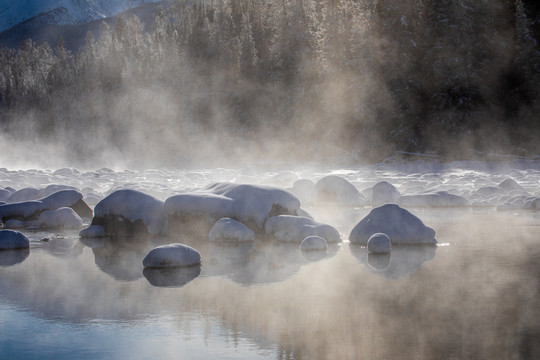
[143,266,201,288]
[350,243,437,279]
[0,248,29,266]
[91,237,159,282]
[205,241,339,285]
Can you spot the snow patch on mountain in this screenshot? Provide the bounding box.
[0,0,161,33]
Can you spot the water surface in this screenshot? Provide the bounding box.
[1,207,539,359]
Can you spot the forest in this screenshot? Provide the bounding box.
[0,0,539,166]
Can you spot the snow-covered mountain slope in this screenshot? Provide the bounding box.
[0,0,161,33]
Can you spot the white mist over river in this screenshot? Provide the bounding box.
[1,160,539,359]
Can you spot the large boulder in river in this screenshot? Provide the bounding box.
[0,230,30,250]
[315,175,366,206]
[143,243,201,268]
[349,204,436,245]
[38,207,83,229]
[91,189,168,236]
[165,183,300,234]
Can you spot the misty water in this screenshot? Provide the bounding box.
[1,162,540,359]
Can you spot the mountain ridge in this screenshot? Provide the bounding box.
[0,0,162,33]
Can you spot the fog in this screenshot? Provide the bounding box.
[1,209,539,359]
[1,2,540,358]
[1,0,539,170]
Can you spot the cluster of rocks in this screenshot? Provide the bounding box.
[78,183,344,269]
[289,175,540,210]
[0,188,92,230]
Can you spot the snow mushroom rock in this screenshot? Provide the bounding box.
[300,236,328,251]
[92,189,168,236]
[142,243,201,268]
[398,192,469,207]
[0,230,30,250]
[264,215,341,243]
[209,218,255,243]
[349,204,436,245]
[367,233,392,254]
[315,175,366,206]
[371,181,401,205]
[38,207,83,229]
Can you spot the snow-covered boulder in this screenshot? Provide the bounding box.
[367,233,392,253]
[209,218,255,242]
[7,187,40,202]
[264,215,340,243]
[498,178,526,193]
[79,225,106,238]
[40,189,93,219]
[0,200,44,222]
[349,204,436,245]
[142,243,201,268]
[0,230,30,250]
[38,184,79,198]
[300,236,328,251]
[38,207,83,229]
[315,175,366,206]
[398,192,469,207]
[92,189,168,236]
[166,183,300,233]
[371,181,401,205]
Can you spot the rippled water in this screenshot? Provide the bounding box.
[1,163,540,359]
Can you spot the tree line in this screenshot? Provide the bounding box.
[0,0,539,164]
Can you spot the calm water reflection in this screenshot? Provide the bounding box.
[1,209,539,359]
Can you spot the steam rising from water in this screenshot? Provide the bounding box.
[1,210,539,359]
[1,0,538,170]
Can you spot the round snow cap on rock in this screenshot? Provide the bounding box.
[367,233,392,254]
[0,230,30,250]
[349,204,436,245]
[143,243,201,268]
[300,236,328,251]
